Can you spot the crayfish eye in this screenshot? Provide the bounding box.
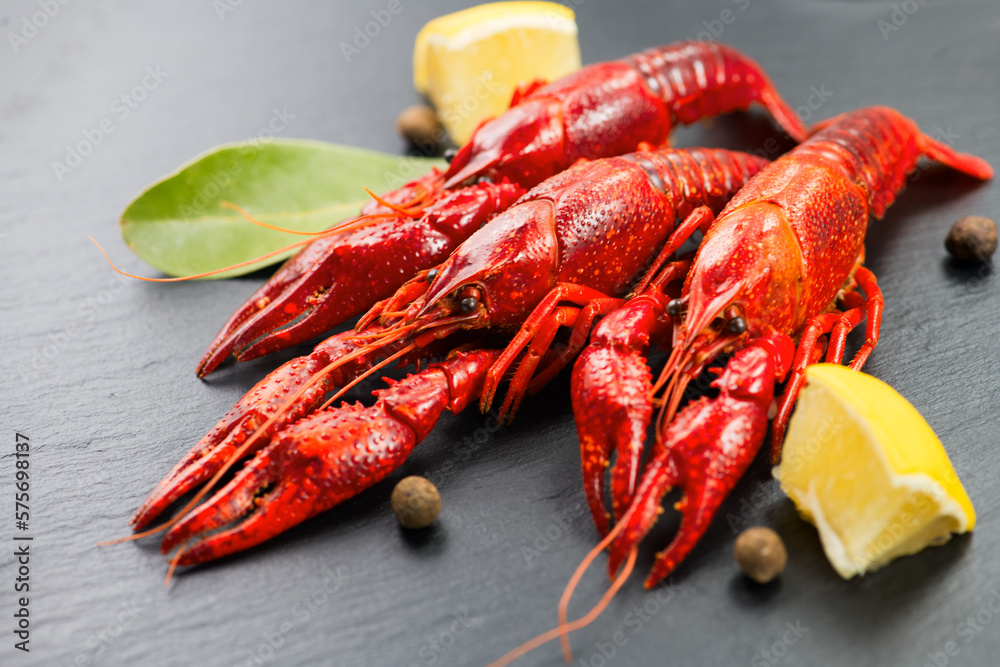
[723,305,747,335]
[456,286,484,315]
[459,296,479,314]
[666,298,684,317]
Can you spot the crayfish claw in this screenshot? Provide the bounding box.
[196,227,386,377]
[131,422,252,532]
[160,349,502,567]
[197,175,524,376]
[134,337,365,531]
[195,259,310,377]
[571,294,671,535]
[607,453,680,580]
[161,439,283,562]
[608,339,785,587]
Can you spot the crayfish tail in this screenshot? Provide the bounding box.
[918,132,994,181]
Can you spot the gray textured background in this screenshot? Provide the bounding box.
[2,1,999,665]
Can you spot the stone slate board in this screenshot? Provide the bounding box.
[2,1,999,665]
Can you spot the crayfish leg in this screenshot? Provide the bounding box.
[770,266,883,462]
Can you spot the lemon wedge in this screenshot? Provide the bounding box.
[773,364,975,579]
[413,2,581,144]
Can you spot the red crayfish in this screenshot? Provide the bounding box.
[196,41,806,377]
[483,106,991,667]
[569,106,992,592]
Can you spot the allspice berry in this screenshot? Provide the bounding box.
[396,105,443,148]
[391,476,441,529]
[946,216,997,264]
[734,527,787,584]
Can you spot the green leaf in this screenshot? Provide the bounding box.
[120,139,445,279]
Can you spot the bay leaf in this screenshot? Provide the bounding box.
[120,139,444,278]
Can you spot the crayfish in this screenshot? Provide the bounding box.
[567,106,991,591]
[195,41,806,377]
[484,106,991,667]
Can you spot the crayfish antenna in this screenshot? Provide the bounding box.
[197,175,523,376]
[94,201,395,291]
[134,355,352,541]
[194,210,413,377]
[90,234,320,283]
[557,516,634,662]
[218,201,340,235]
[363,187,431,217]
[485,538,637,667]
[316,341,416,411]
[164,541,189,587]
[93,204,409,379]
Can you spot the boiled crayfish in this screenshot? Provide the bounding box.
[480,105,992,667]
[569,106,993,591]
[196,41,805,376]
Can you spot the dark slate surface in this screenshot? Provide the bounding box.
[2,1,999,665]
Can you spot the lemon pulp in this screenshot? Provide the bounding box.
[414,2,581,144]
[774,364,974,579]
